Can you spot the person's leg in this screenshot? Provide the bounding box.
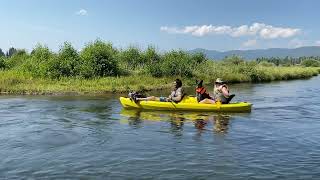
[199,98,215,104]
[136,96,158,101]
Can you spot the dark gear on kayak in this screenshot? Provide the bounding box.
[128,91,146,103]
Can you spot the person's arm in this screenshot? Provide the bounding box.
[221,87,229,97]
[167,91,174,101]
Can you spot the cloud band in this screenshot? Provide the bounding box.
[160,23,300,39]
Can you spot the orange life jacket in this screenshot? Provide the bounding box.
[196,87,207,94]
[196,87,212,102]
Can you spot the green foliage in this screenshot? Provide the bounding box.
[118,46,145,70]
[0,48,5,57]
[256,56,320,66]
[48,42,81,78]
[160,50,193,77]
[79,40,119,78]
[22,45,54,77]
[190,52,207,64]
[5,49,29,69]
[222,55,245,65]
[301,59,320,67]
[142,46,160,64]
[258,61,275,67]
[6,47,18,57]
[1,40,318,89]
[0,56,6,69]
[145,61,163,77]
[146,51,206,78]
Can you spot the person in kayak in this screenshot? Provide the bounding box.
[132,79,185,103]
[199,78,231,104]
[196,80,212,102]
[213,78,231,104]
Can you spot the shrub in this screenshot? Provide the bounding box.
[258,61,275,67]
[118,46,145,70]
[222,55,245,65]
[5,49,29,69]
[6,47,18,57]
[47,42,80,78]
[0,56,5,69]
[160,50,193,77]
[301,59,320,67]
[145,50,206,78]
[145,61,163,77]
[79,40,119,78]
[190,52,207,65]
[21,45,54,77]
[142,46,160,64]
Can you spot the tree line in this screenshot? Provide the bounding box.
[0,40,206,79]
[1,41,319,81]
[256,56,320,67]
[0,47,18,58]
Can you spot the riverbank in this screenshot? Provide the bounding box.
[0,66,319,95]
[1,41,320,95]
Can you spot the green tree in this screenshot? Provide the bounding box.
[79,40,119,78]
[5,49,29,69]
[301,59,320,67]
[0,56,5,69]
[47,42,80,78]
[22,45,54,76]
[142,46,160,64]
[118,46,145,70]
[223,55,245,65]
[190,52,206,64]
[258,61,275,67]
[0,48,5,57]
[6,47,17,57]
[161,50,193,77]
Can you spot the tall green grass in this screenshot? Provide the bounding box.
[0,70,176,94]
[0,40,319,94]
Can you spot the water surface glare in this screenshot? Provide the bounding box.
[0,76,320,179]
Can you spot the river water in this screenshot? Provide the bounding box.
[0,76,319,179]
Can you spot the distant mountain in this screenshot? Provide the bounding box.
[188,46,320,60]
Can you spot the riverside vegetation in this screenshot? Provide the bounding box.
[0,40,319,95]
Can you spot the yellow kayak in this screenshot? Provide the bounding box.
[119,96,252,112]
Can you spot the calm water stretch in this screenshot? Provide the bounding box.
[0,76,320,179]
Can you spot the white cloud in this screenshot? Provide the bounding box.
[243,39,257,47]
[289,38,304,48]
[160,22,301,39]
[76,9,88,16]
[316,40,320,46]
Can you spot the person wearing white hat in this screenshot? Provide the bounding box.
[199,78,231,104]
[213,78,230,104]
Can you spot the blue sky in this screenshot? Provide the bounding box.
[0,0,320,52]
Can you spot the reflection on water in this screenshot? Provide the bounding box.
[213,114,230,133]
[1,76,320,179]
[120,109,231,134]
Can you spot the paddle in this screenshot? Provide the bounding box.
[226,94,235,104]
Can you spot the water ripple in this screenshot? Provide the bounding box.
[1,77,320,179]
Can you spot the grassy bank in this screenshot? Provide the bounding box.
[0,66,319,95]
[0,71,174,94]
[0,40,319,95]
